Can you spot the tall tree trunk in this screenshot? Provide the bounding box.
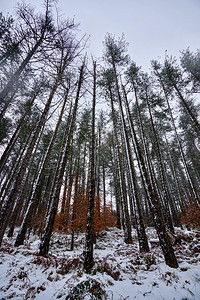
[164,132,184,210]
[14,92,70,246]
[0,71,62,247]
[84,61,96,271]
[111,60,148,249]
[110,141,122,229]
[63,154,77,225]
[0,129,33,204]
[102,162,106,210]
[115,80,149,252]
[154,69,200,208]
[7,142,44,238]
[122,85,178,268]
[39,62,85,255]
[109,90,133,244]
[144,88,174,232]
[71,151,81,251]
[60,145,75,215]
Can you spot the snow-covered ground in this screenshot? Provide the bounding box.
[0,227,200,299]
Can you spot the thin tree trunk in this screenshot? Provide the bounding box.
[39,62,85,255]
[144,88,174,232]
[122,85,178,268]
[102,162,106,210]
[70,151,81,251]
[109,90,133,244]
[155,70,200,208]
[116,81,149,252]
[0,73,62,247]
[0,126,34,204]
[14,92,70,246]
[84,61,96,271]
[110,141,122,229]
[7,143,44,238]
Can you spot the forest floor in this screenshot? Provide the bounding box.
[0,227,200,300]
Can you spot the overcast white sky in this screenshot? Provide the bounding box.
[1,0,200,71]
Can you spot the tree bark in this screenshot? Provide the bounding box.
[84,61,96,271]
